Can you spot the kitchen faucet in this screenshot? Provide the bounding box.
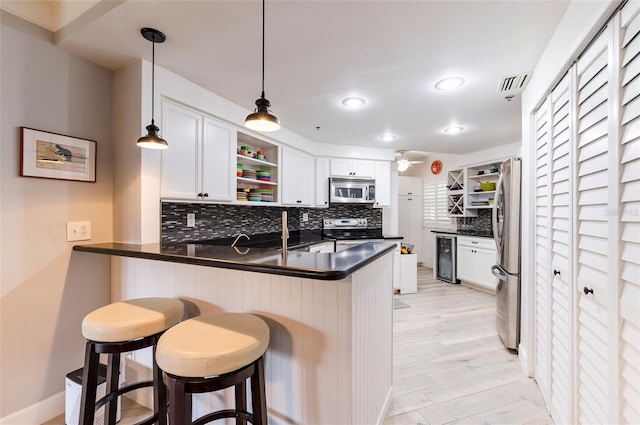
[231,233,250,247]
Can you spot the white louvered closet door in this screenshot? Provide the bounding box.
[549,73,573,425]
[618,3,640,424]
[534,97,552,406]
[574,27,612,425]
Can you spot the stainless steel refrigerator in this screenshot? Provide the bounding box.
[491,157,522,350]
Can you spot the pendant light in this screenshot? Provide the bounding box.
[245,0,280,132]
[137,27,168,149]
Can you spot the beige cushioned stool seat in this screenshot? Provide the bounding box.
[82,297,184,342]
[156,313,270,378]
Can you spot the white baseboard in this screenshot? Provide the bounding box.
[518,342,532,377]
[376,385,393,425]
[0,391,64,425]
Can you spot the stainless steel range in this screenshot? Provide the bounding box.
[322,218,383,240]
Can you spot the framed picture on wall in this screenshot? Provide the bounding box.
[20,127,97,183]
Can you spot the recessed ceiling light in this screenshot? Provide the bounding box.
[435,77,465,91]
[444,126,464,134]
[379,134,396,142]
[341,97,366,108]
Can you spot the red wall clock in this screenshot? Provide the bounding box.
[431,160,442,175]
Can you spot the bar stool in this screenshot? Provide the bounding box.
[79,297,184,425]
[156,313,270,425]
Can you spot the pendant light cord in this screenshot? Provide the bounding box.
[261,0,265,99]
[151,38,156,125]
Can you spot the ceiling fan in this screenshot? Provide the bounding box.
[395,150,425,171]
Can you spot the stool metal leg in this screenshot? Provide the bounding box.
[167,375,191,425]
[104,353,120,425]
[235,380,247,425]
[79,342,100,425]
[153,343,168,425]
[250,357,267,425]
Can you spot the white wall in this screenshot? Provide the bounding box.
[0,11,113,421]
[519,0,617,375]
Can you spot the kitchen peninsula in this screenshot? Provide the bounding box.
[73,241,395,425]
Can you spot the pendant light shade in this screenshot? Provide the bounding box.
[245,0,280,132]
[137,27,168,149]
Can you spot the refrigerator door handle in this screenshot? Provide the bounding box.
[491,264,508,281]
[492,171,505,252]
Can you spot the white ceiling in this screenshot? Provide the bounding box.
[5,0,570,156]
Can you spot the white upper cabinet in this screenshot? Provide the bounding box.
[160,101,235,202]
[398,176,423,196]
[281,146,314,206]
[330,158,375,177]
[202,117,236,201]
[315,157,330,207]
[373,161,391,207]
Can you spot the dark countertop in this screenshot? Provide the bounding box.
[195,230,334,250]
[73,241,396,281]
[430,229,494,239]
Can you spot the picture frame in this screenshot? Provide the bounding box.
[20,127,97,183]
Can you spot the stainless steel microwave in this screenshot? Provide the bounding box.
[329,177,376,204]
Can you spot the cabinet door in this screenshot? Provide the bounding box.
[618,5,640,423]
[315,157,330,207]
[474,247,497,289]
[574,29,612,425]
[201,117,234,201]
[398,176,422,196]
[398,196,422,254]
[351,160,375,177]
[456,244,475,282]
[281,147,313,206]
[329,158,352,176]
[549,73,573,424]
[161,101,201,199]
[374,161,391,207]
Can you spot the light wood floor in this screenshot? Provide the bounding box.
[384,266,553,425]
[45,266,552,425]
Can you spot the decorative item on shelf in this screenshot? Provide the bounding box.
[259,189,274,202]
[477,170,485,175]
[237,188,249,201]
[488,198,494,205]
[245,0,280,132]
[137,28,168,149]
[248,189,262,202]
[490,167,499,173]
[480,182,496,191]
[237,163,244,177]
[256,150,266,160]
[256,170,271,181]
[242,168,257,179]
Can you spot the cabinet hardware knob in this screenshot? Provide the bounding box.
[325,201,328,204]
[553,269,560,276]
[203,193,209,198]
[583,286,594,295]
[197,193,203,197]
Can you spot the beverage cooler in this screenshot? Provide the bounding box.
[436,235,458,284]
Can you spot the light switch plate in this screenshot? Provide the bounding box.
[67,221,91,241]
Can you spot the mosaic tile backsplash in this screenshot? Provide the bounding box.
[456,209,493,234]
[161,202,383,242]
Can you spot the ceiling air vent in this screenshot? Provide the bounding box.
[498,72,531,95]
